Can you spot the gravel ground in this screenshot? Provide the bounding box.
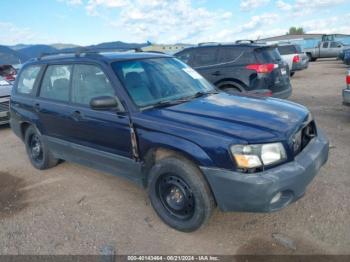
[0,59,349,255]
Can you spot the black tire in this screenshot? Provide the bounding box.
[24,126,58,170]
[307,53,317,62]
[219,84,243,94]
[290,72,295,77]
[148,156,215,232]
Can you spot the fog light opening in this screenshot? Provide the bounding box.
[270,192,282,204]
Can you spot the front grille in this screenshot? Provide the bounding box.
[0,100,9,112]
[292,121,317,155]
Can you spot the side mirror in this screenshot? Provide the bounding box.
[90,96,121,111]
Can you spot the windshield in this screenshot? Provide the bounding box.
[112,58,215,108]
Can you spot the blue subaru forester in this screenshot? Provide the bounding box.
[10,51,329,232]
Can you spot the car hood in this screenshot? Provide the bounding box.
[143,93,310,143]
[0,85,11,97]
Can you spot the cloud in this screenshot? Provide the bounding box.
[58,0,82,6]
[86,0,129,15]
[276,0,292,11]
[300,14,350,35]
[85,0,232,43]
[0,22,38,45]
[240,0,270,11]
[276,0,346,15]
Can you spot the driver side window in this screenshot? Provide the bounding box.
[71,64,115,106]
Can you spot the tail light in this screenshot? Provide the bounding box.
[293,55,300,63]
[346,71,350,87]
[246,64,278,74]
[4,74,15,81]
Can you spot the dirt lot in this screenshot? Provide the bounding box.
[0,59,349,255]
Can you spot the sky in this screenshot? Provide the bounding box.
[0,0,349,46]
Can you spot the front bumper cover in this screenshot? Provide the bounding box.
[201,129,329,212]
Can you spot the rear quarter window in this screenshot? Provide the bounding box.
[256,48,281,63]
[277,45,297,55]
[16,65,42,95]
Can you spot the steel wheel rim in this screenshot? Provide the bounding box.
[157,174,195,221]
[30,134,43,164]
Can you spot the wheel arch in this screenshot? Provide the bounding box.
[214,78,247,91]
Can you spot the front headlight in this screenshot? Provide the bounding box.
[231,142,287,171]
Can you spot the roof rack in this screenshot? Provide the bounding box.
[198,42,220,46]
[235,40,255,44]
[37,47,144,60]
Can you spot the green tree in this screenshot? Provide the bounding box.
[287,27,305,35]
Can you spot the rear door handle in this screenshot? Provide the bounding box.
[71,110,83,121]
[212,71,221,76]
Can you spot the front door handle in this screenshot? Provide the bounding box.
[34,103,40,112]
[71,110,83,121]
[212,71,221,76]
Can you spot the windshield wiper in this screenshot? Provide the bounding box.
[150,99,186,109]
[189,90,219,99]
[148,91,219,109]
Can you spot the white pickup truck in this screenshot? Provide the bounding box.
[305,41,347,61]
[277,44,309,77]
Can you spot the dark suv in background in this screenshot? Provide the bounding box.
[175,43,292,99]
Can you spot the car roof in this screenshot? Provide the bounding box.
[26,51,171,65]
[176,43,275,54]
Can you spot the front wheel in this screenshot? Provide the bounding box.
[24,126,58,170]
[148,156,214,232]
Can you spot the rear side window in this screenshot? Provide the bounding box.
[330,42,340,48]
[40,65,72,102]
[277,45,297,55]
[322,42,329,48]
[192,47,218,67]
[17,65,41,95]
[256,48,281,63]
[71,64,115,106]
[294,45,303,53]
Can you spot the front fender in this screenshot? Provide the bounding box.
[138,129,214,167]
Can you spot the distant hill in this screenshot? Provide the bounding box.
[17,45,58,59]
[88,41,149,50]
[0,45,28,65]
[10,44,33,51]
[51,43,81,50]
[0,41,151,64]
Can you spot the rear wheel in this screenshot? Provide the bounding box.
[148,156,214,232]
[219,84,243,94]
[24,126,58,170]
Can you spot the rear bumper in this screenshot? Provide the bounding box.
[272,84,292,99]
[201,129,329,212]
[343,88,350,106]
[292,61,309,71]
